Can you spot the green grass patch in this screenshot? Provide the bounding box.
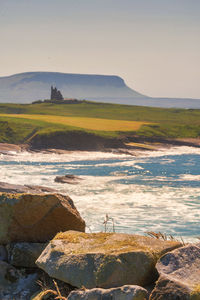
[0,101,200,144]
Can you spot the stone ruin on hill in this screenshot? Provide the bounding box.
[50,86,64,101]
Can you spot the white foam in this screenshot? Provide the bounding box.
[0,150,130,163]
[179,174,200,181]
[0,147,200,242]
[139,146,200,158]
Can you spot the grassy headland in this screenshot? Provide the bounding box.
[0,101,200,150]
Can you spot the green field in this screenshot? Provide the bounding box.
[0,101,200,144]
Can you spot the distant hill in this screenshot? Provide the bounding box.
[0,71,200,108]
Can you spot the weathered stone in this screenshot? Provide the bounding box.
[0,193,85,244]
[36,231,181,289]
[0,245,7,261]
[150,243,200,300]
[55,174,83,184]
[68,285,148,300]
[0,181,56,194]
[0,261,39,299]
[7,242,46,268]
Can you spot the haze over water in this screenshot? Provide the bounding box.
[1,146,200,242]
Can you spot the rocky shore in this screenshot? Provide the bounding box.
[0,182,199,299]
[0,135,200,157]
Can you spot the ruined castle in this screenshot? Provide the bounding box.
[50,86,64,101]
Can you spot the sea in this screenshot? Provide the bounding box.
[1,146,200,242]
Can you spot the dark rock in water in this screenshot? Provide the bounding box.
[55,174,83,184]
[7,243,46,268]
[0,182,56,194]
[0,193,85,244]
[150,243,200,299]
[68,285,148,300]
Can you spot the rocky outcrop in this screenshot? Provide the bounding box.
[0,182,56,194]
[150,243,200,299]
[54,174,83,184]
[29,130,125,151]
[0,193,85,244]
[36,231,182,289]
[68,285,148,300]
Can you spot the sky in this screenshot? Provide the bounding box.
[0,0,200,98]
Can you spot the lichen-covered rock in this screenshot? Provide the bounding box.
[7,242,46,268]
[68,285,148,300]
[36,231,181,289]
[0,193,85,244]
[150,243,200,300]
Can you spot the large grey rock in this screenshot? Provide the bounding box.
[150,243,200,299]
[0,193,85,244]
[36,231,181,289]
[68,285,148,300]
[7,242,46,268]
[0,261,39,299]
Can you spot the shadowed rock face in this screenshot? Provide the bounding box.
[0,261,39,299]
[36,231,182,289]
[150,243,200,300]
[0,193,85,244]
[29,130,125,151]
[7,242,46,268]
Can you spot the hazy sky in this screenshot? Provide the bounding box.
[0,0,200,98]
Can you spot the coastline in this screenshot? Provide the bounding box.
[0,136,200,156]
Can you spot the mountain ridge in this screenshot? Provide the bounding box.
[0,71,200,108]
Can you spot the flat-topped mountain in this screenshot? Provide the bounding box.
[0,71,144,102]
[0,71,200,108]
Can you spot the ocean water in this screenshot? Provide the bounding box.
[0,146,200,242]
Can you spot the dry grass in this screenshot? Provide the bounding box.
[146,231,185,245]
[125,142,157,149]
[0,113,151,132]
[34,273,73,300]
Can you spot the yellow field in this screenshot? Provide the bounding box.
[0,114,150,132]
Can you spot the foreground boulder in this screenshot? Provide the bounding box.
[36,231,181,289]
[150,243,200,299]
[68,285,148,300]
[0,193,85,244]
